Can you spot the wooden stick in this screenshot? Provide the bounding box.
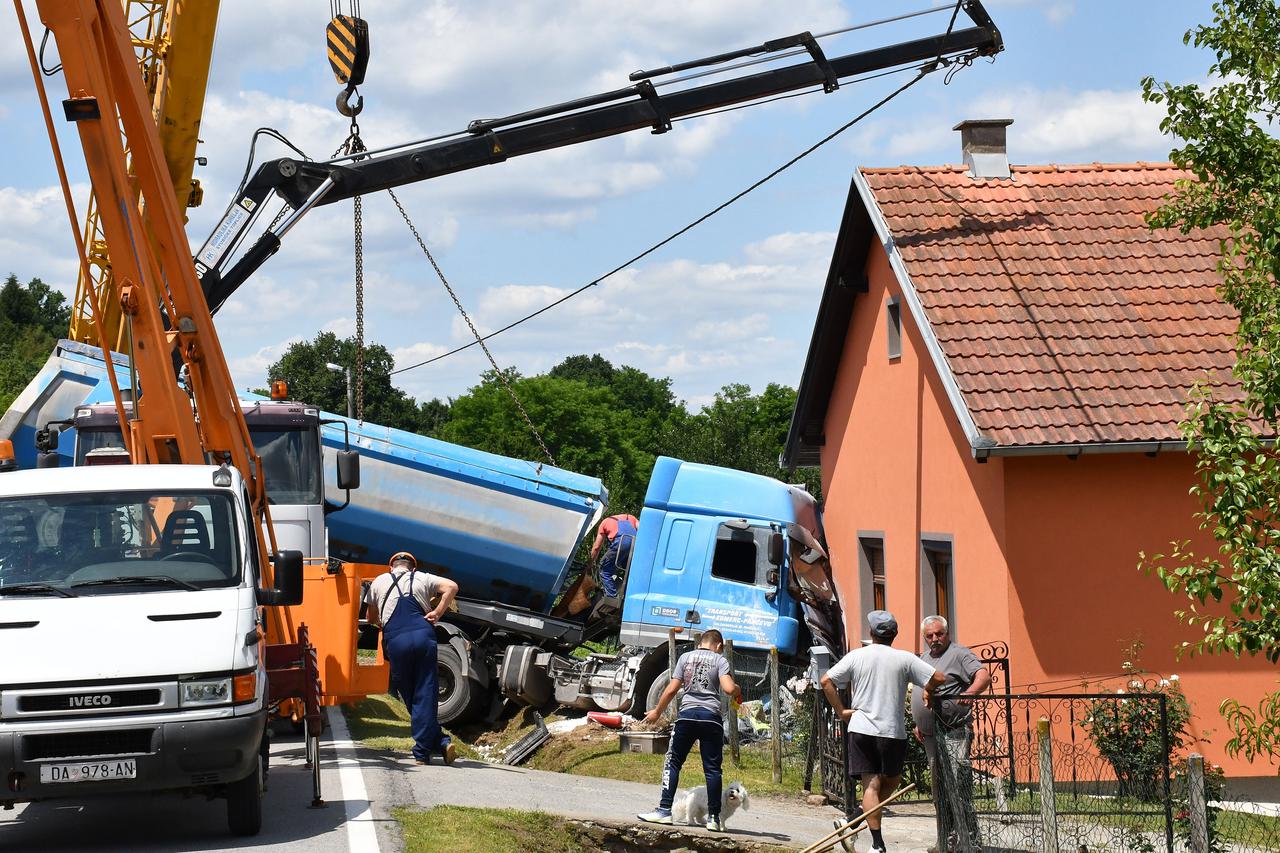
[799,782,917,853]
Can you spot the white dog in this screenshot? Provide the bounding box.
[672,781,750,826]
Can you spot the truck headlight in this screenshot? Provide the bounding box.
[180,678,232,706]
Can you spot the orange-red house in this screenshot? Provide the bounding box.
[783,121,1277,786]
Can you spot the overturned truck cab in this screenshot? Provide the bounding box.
[496,457,844,718]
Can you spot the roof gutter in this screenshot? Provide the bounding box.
[978,440,1190,460]
[852,170,996,457]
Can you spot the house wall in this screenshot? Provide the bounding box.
[1003,454,1279,778]
[818,239,1277,781]
[820,240,1010,653]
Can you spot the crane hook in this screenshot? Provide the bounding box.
[337,86,364,118]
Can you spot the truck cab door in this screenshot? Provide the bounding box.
[622,512,709,646]
[692,522,800,653]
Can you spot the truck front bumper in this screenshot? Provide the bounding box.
[0,711,265,802]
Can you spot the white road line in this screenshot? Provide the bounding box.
[326,706,382,853]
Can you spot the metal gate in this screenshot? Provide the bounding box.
[809,640,1011,810]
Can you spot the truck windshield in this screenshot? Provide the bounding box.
[251,428,322,505]
[74,427,126,463]
[0,491,241,592]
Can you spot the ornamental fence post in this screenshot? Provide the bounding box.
[1037,716,1059,853]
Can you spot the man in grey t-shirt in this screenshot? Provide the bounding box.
[822,611,944,853]
[639,629,742,832]
[912,616,990,852]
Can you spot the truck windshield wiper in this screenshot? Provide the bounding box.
[71,575,200,591]
[0,582,77,598]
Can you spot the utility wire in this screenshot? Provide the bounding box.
[390,63,940,377]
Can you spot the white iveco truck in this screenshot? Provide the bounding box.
[0,463,302,834]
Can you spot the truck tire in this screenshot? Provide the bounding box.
[437,643,485,725]
[644,668,679,723]
[226,752,264,836]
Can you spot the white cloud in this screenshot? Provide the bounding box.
[690,313,770,341]
[848,84,1169,166]
[0,183,88,294]
[393,341,450,370]
[406,229,833,399]
[975,87,1166,160]
[229,337,302,383]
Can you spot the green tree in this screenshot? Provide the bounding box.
[1140,0,1280,762]
[0,274,68,338]
[0,274,67,413]
[266,332,448,434]
[675,383,822,497]
[548,353,617,386]
[442,369,653,513]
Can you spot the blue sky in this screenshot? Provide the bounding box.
[1,1,1215,409]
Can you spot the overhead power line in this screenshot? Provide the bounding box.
[389,63,938,377]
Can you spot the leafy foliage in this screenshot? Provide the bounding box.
[1139,0,1280,762]
[1082,675,1191,802]
[267,331,450,434]
[267,341,818,517]
[0,274,68,413]
[674,382,822,498]
[443,355,820,515]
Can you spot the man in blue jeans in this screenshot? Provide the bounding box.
[638,629,742,832]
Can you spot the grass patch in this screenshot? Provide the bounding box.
[530,732,808,798]
[343,694,481,760]
[989,791,1280,847]
[396,805,580,853]
[345,693,809,797]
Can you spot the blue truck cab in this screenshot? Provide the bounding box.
[620,456,829,658]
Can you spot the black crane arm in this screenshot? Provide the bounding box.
[196,1,1001,310]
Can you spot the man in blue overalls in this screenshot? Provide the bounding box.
[589,513,638,598]
[368,552,459,765]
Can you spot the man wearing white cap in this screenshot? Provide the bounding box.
[820,610,945,853]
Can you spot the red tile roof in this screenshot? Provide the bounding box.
[861,163,1243,447]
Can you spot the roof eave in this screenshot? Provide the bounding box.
[852,169,994,457]
[781,176,873,470]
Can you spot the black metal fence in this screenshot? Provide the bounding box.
[940,692,1177,852]
[1170,754,1280,853]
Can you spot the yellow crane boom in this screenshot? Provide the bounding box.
[67,0,220,350]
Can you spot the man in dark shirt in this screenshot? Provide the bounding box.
[912,616,990,852]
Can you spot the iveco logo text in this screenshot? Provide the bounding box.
[68,695,112,707]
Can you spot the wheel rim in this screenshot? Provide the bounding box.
[438,666,456,703]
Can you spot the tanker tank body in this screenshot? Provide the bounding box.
[319,419,606,614]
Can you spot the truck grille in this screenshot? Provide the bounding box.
[18,689,162,713]
[24,729,155,760]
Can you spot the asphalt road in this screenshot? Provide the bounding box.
[0,712,384,853]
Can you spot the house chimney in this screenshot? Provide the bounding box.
[953,119,1013,180]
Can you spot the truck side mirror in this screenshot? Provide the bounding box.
[336,450,360,491]
[36,426,59,452]
[258,550,304,606]
[768,532,785,566]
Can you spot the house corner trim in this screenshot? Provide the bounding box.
[852,169,993,456]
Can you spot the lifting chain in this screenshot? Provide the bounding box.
[386,187,558,468]
[339,119,367,423]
